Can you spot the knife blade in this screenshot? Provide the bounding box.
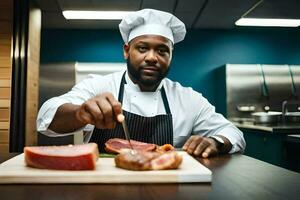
[118,112,135,154]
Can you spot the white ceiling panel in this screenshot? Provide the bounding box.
[42,12,122,29]
[57,0,141,11]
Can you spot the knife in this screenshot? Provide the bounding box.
[117,112,135,154]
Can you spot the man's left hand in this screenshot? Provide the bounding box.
[182,135,223,158]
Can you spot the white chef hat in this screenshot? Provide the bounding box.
[119,9,186,44]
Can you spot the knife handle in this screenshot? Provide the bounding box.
[117,114,125,122]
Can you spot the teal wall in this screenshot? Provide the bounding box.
[41,28,300,113]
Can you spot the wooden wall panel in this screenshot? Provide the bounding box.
[0,58,11,68]
[0,121,9,130]
[0,0,41,163]
[0,108,9,121]
[0,79,10,87]
[25,6,41,147]
[0,130,9,143]
[0,99,10,108]
[0,88,10,99]
[0,42,11,54]
[0,144,9,161]
[0,0,12,163]
[0,68,11,79]
[0,144,18,162]
[0,33,11,44]
[0,7,13,20]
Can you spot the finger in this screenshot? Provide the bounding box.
[106,93,122,120]
[77,106,95,125]
[194,141,210,156]
[182,136,195,151]
[84,102,104,128]
[202,147,217,158]
[84,101,104,126]
[187,137,203,154]
[97,98,114,128]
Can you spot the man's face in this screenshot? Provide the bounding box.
[123,35,173,90]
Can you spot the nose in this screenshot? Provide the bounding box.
[145,50,158,64]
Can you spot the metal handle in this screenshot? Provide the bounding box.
[236,105,256,112]
[119,111,135,154]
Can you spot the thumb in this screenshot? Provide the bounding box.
[111,101,123,122]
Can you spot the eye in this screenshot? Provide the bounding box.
[138,46,148,52]
[157,48,169,55]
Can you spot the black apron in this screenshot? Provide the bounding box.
[89,72,173,152]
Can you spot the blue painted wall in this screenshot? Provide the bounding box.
[41,28,300,113]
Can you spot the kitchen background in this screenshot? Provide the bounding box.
[1,0,300,172]
[41,28,300,107]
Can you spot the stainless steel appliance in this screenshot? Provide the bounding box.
[38,62,126,145]
[223,64,300,124]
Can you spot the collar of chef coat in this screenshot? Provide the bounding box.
[124,70,164,92]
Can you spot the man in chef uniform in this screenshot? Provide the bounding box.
[37,9,246,157]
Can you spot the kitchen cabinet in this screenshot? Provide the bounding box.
[233,121,300,172]
[241,128,287,167]
[285,135,300,172]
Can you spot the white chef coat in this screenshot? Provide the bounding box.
[37,70,246,153]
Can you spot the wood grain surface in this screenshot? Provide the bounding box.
[0,151,212,184]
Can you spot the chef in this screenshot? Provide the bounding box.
[37,9,246,157]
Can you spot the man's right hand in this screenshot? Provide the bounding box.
[75,92,123,129]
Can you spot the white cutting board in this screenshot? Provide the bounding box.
[0,151,211,184]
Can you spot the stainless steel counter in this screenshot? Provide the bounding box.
[232,121,300,134]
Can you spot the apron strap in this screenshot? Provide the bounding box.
[118,72,126,102]
[161,87,171,114]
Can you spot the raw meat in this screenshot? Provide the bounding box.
[156,144,174,153]
[115,149,183,171]
[105,138,156,154]
[24,143,99,170]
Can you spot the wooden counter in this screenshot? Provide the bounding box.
[0,154,299,200]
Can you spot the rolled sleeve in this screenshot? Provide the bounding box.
[37,75,100,137]
[214,125,246,153]
[192,93,246,153]
[37,97,78,137]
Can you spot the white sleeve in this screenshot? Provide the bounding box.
[36,75,102,137]
[192,93,246,153]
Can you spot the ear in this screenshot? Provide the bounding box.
[123,44,130,59]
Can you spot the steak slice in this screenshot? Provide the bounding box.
[24,143,99,170]
[105,138,157,154]
[115,149,183,171]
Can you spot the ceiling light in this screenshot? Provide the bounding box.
[235,18,300,27]
[62,10,134,20]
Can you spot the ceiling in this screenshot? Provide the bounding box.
[33,0,300,29]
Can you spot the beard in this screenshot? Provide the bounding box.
[127,57,170,87]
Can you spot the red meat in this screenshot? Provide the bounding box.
[24,143,99,170]
[105,138,157,154]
